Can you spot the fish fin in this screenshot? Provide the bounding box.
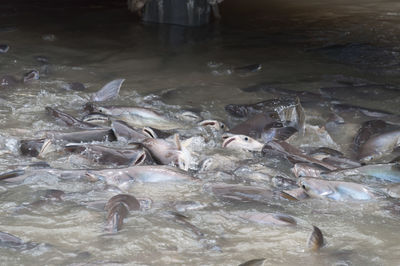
[91,79,125,102]
[37,139,54,158]
[307,225,324,251]
[174,134,182,150]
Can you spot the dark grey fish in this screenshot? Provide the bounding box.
[65,143,148,166]
[20,139,45,157]
[225,97,305,134]
[0,231,38,250]
[331,103,394,118]
[46,107,100,129]
[307,225,324,251]
[354,120,394,151]
[23,70,39,83]
[262,141,337,171]
[111,120,148,142]
[104,194,140,233]
[0,44,9,53]
[34,55,49,64]
[0,170,25,181]
[240,82,322,102]
[239,258,266,266]
[234,63,262,74]
[261,123,297,142]
[91,79,125,102]
[207,183,287,203]
[45,129,116,143]
[229,113,279,139]
[65,82,86,91]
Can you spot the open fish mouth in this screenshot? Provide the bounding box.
[222,136,236,148]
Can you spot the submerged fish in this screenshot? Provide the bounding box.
[0,231,39,250]
[299,177,375,201]
[105,194,140,233]
[0,44,9,53]
[324,163,400,183]
[207,183,288,203]
[238,211,297,226]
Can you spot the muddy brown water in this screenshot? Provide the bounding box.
[0,0,400,265]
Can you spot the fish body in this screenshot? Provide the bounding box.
[96,106,183,130]
[358,129,400,162]
[299,177,375,201]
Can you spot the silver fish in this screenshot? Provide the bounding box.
[299,177,375,201]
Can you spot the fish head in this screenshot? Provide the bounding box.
[199,120,228,131]
[298,177,335,199]
[96,107,113,115]
[222,134,264,151]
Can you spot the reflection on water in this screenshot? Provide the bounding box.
[1,0,400,265]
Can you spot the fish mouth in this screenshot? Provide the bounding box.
[222,136,236,148]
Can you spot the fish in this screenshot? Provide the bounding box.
[238,258,266,266]
[225,96,305,134]
[228,113,280,138]
[104,194,140,233]
[86,165,195,188]
[262,141,337,171]
[142,134,191,170]
[92,105,184,130]
[307,225,324,251]
[63,82,86,91]
[234,63,262,75]
[45,128,116,143]
[23,70,39,83]
[299,177,375,201]
[292,163,330,178]
[19,139,46,157]
[238,212,297,226]
[0,231,38,250]
[65,143,149,166]
[222,134,264,151]
[358,129,400,162]
[198,120,228,131]
[0,44,9,53]
[46,107,100,129]
[110,120,149,142]
[324,163,400,183]
[82,112,110,126]
[91,79,125,102]
[207,183,287,203]
[353,120,391,151]
[331,103,395,118]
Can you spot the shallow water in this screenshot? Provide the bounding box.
[1,0,400,265]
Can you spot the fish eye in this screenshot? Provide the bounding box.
[221,124,224,128]
[244,137,249,141]
[302,184,307,190]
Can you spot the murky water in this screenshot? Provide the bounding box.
[1,0,400,265]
